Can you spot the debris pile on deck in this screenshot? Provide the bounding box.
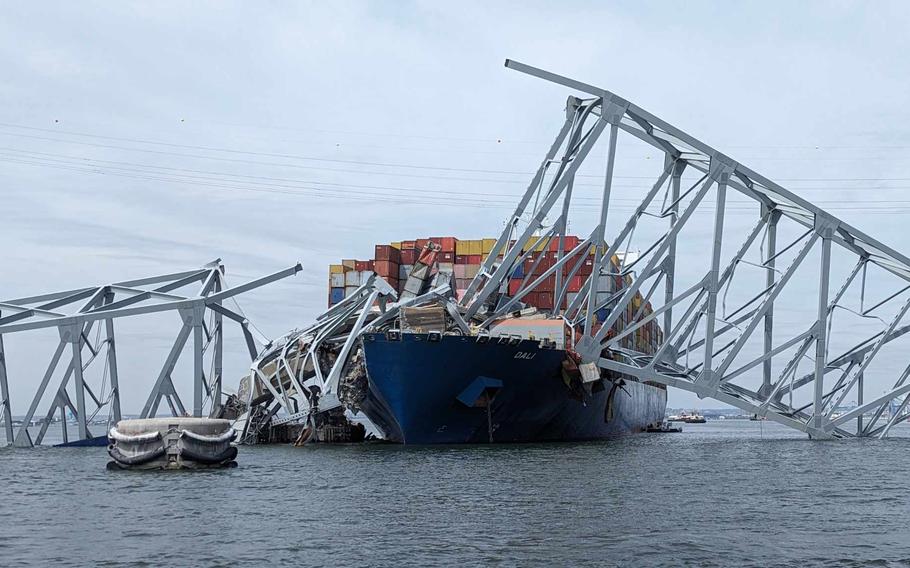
[231,235,663,445]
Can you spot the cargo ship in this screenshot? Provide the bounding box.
[321,236,668,444]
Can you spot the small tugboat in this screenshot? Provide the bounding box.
[667,411,706,424]
[107,417,237,470]
[646,421,682,433]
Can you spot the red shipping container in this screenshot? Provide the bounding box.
[560,252,580,275]
[354,260,371,271]
[374,260,398,278]
[508,279,522,296]
[416,238,430,251]
[401,249,417,265]
[401,240,417,250]
[562,261,578,277]
[537,292,554,309]
[524,291,538,307]
[537,275,556,293]
[455,255,469,265]
[440,252,455,263]
[523,255,546,273]
[417,246,439,266]
[430,237,457,252]
[374,244,401,263]
[568,275,583,292]
[548,235,579,252]
[467,254,482,265]
[526,257,553,273]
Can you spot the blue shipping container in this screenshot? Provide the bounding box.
[330,287,345,304]
[596,308,609,323]
[512,264,524,279]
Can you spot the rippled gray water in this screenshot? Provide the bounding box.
[2,421,910,567]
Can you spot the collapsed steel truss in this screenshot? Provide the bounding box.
[456,60,910,439]
[232,60,910,441]
[233,274,461,443]
[0,260,301,446]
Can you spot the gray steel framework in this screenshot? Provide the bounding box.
[231,60,910,441]
[232,274,453,443]
[0,260,301,447]
[452,60,910,439]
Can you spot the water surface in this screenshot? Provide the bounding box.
[1,421,909,567]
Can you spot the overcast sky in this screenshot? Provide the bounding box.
[3,1,910,420]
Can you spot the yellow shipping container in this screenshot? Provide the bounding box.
[342,259,356,269]
[390,241,402,250]
[482,238,496,254]
[329,264,345,274]
[456,240,472,254]
[468,240,483,255]
[518,235,548,252]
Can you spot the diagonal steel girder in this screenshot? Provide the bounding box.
[451,59,910,439]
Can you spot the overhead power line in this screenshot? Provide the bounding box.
[3,122,910,184]
[6,152,910,216]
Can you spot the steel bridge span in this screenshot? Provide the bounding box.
[243,61,910,441]
[459,60,910,439]
[0,260,300,447]
[7,61,910,445]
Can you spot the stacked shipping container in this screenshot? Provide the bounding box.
[327,236,663,353]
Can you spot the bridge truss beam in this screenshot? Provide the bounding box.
[0,260,301,447]
[456,60,910,439]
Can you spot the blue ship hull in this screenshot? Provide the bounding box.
[359,333,667,444]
